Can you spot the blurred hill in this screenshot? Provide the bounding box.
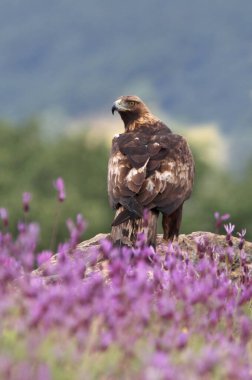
[1,0,252,155]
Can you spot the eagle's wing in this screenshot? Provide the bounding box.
[108,134,147,222]
[108,125,194,225]
[138,133,194,215]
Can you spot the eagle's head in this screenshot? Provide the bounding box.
[112,95,150,128]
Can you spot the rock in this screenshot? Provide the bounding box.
[35,232,252,282]
[77,231,252,262]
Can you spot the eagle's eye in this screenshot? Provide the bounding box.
[129,101,135,106]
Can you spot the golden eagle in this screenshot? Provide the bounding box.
[108,95,194,245]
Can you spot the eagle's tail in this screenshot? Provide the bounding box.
[111,197,143,226]
[111,209,131,226]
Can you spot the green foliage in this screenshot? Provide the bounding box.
[0,120,112,248]
[0,120,251,250]
[182,147,252,238]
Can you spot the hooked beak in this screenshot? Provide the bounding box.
[111,99,128,115]
[111,103,117,115]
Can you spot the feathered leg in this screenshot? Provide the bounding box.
[111,206,159,247]
[162,203,184,241]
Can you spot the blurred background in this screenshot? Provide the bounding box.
[1,0,252,247]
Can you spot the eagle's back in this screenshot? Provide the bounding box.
[108,121,194,217]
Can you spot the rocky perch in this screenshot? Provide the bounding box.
[36,232,252,281]
[78,231,252,258]
[75,231,252,278]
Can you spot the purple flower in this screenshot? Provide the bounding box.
[0,189,252,378]
[151,351,169,368]
[224,223,235,236]
[214,212,230,232]
[17,221,26,234]
[37,363,51,380]
[237,229,246,239]
[99,331,113,350]
[37,251,53,266]
[176,331,188,350]
[239,316,252,344]
[66,214,87,247]
[76,214,87,235]
[237,229,246,250]
[226,246,234,265]
[194,235,207,258]
[53,177,66,202]
[22,192,32,213]
[197,347,219,375]
[0,208,9,227]
[100,238,113,256]
[224,223,235,247]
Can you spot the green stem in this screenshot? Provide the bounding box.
[50,203,61,252]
